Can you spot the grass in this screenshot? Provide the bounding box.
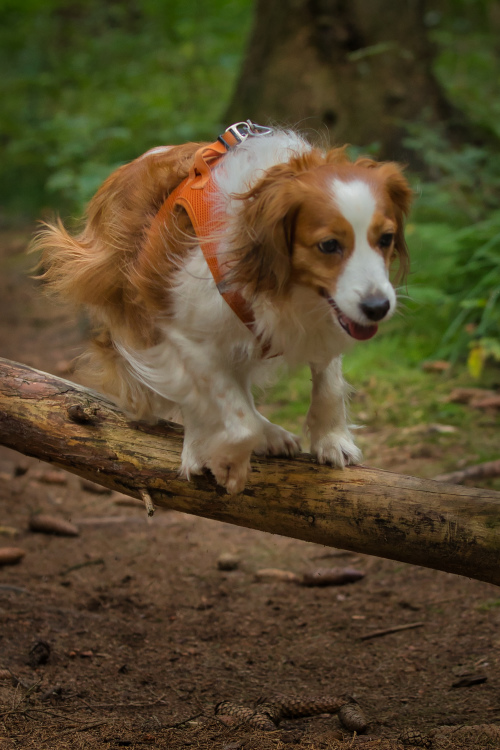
[263,333,500,485]
[477,599,500,612]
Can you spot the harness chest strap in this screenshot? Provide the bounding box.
[149,130,267,345]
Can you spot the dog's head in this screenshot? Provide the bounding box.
[232,148,412,341]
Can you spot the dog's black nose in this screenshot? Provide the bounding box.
[359,295,391,321]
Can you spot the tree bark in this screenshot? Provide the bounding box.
[0,357,499,586]
[227,0,476,161]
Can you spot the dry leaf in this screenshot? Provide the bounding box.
[0,547,26,565]
[29,514,79,536]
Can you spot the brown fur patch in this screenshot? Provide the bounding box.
[32,142,205,349]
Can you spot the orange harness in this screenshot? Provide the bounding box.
[149,122,273,350]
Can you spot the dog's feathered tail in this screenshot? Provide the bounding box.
[31,141,203,345]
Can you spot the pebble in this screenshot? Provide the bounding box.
[217,553,240,571]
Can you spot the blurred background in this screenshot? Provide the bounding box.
[0,0,499,477]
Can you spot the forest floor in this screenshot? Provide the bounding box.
[0,228,499,750]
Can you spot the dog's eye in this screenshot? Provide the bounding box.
[318,238,342,255]
[378,233,394,249]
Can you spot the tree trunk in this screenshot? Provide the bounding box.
[227,0,469,161]
[1,357,499,586]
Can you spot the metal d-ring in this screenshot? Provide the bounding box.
[224,120,273,145]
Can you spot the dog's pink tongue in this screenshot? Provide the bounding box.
[348,320,378,341]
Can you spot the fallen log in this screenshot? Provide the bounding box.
[0,357,499,586]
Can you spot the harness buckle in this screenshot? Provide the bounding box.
[218,120,273,149]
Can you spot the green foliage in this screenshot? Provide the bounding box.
[439,216,500,369]
[0,0,253,218]
[403,129,500,372]
[399,8,500,371]
[432,10,500,141]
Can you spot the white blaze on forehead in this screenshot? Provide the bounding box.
[331,178,396,325]
[332,178,377,237]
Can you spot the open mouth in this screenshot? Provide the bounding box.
[321,291,378,341]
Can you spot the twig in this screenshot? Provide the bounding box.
[164,712,203,729]
[50,720,109,732]
[433,459,500,485]
[310,550,358,559]
[80,698,169,709]
[60,558,105,576]
[359,621,425,641]
[139,488,155,517]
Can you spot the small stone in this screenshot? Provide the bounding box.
[217,553,240,571]
[14,461,29,477]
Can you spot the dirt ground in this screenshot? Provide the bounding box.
[1,228,499,750]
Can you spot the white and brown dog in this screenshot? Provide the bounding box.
[35,122,412,494]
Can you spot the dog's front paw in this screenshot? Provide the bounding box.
[255,418,302,458]
[181,440,252,494]
[310,431,362,468]
[206,426,261,494]
[208,454,252,495]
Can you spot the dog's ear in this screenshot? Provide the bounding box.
[229,160,308,297]
[364,161,412,284]
[379,163,412,283]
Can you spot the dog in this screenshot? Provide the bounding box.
[34,121,412,494]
